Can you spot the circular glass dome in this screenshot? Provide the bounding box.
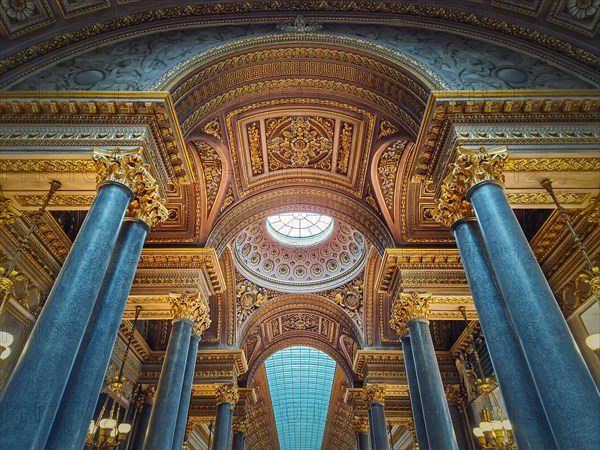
[266,213,334,247]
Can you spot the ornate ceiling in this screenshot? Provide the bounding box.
[1,2,599,449]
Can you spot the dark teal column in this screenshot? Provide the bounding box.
[467,179,600,449]
[408,317,458,450]
[171,333,201,450]
[357,430,370,450]
[46,217,150,450]
[232,430,245,450]
[368,403,389,450]
[452,217,557,450]
[129,387,155,450]
[400,335,429,450]
[354,417,370,450]
[213,400,234,450]
[367,407,375,449]
[143,318,194,450]
[0,180,133,450]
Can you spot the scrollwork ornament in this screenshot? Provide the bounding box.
[361,383,386,405]
[215,383,239,407]
[450,145,508,192]
[398,292,432,322]
[170,291,212,335]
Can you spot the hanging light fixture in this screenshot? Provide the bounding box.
[458,307,516,450]
[85,306,142,449]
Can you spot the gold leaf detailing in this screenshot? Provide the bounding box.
[324,276,363,324]
[361,383,386,405]
[220,185,235,213]
[0,190,22,226]
[126,183,168,228]
[194,141,223,215]
[236,278,267,326]
[215,383,239,406]
[433,171,475,228]
[203,118,223,141]
[505,158,600,172]
[586,196,600,225]
[337,122,353,175]
[389,298,409,337]
[232,415,248,433]
[449,145,508,191]
[169,291,212,335]
[354,416,369,433]
[14,195,94,207]
[93,147,150,193]
[506,192,590,206]
[377,140,409,212]
[395,292,432,325]
[0,159,96,173]
[247,122,264,176]
[378,119,399,139]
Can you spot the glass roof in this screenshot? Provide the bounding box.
[266,213,334,247]
[264,346,336,450]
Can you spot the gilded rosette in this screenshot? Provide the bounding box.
[215,383,240,407]
[353,416,369,433]
[127,182,169,228]
[399,292,431,322]
[170,292,212,335]
[361,383,386,405]
[389,299,409,337]
[232,415,248,433]
[449,145,508,192]
[433,171,475,228]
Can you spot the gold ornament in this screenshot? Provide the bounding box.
[93,147,156,196]
[215,383,239,407]
[398,292,432,322]
[389,298,409,337]
[170,291,212,335]
[232,415,248,433]
[362,383,386,405]
[433,170,475,228]
[354,416,370,433]
[127,181,169,228]
[0,189,22,227]
[449,146,508,193]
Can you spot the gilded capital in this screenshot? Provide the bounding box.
[361,383,386,405]
[170,291,212,335]
[215,383,239,407]
[433,172,475,228]
[354,416,369,433]
[232,415,248,433]
[127,182,169,228]
[398,292,431,322]
[0,192,22,227]
[389,299,409,337]
[449,145,508,192]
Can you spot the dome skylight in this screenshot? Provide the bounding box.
[266,213,334,247]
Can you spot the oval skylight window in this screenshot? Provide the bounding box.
[266,213,334,247]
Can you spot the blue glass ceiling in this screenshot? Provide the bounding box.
[264,346,337,450]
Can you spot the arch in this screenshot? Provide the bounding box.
[238,294,363,387]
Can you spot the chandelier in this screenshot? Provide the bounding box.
[85,306,141,449]
[458,307,516,450]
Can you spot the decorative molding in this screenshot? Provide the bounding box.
[0,0,54,39]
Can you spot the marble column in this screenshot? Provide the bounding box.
[231,415,248,450]
[398,334,429,450]
[393,292,458,450]
[47,182,167,450]
[0,149,150,450]
[129,386,156,450]
[354,416,371,450]
[445,386,472,450]
[213,384,239,450]
[171,333,202,450]
[454,146,600,449]
[143,292,212,450]
[362,384,389,450]
[434,177,557,450]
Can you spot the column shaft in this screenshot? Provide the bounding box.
[232,431,245,450]
[46,218,149,450]
[130,402,152,450]
[452,217,556,450]
[448,403,470,450]
[213,402,234,450]
[143,319,194,450]
[368,403,389,450]
[467,180,600,449]
[171,333,201,450]
[400,335,429,450]
[0,181,133,450]
[357,431,370,450]
[408,319,458,450]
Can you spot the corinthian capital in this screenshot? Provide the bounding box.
[354,416,369,433]
[215,383,239,407]
[398,292,431,322]
[170,291,212,335]
[433,171,475,228]
[449,145,508,192]
[362,383,386,405]
[232,415,248,433]
[389,299,409,337]
[127,182,169,227]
